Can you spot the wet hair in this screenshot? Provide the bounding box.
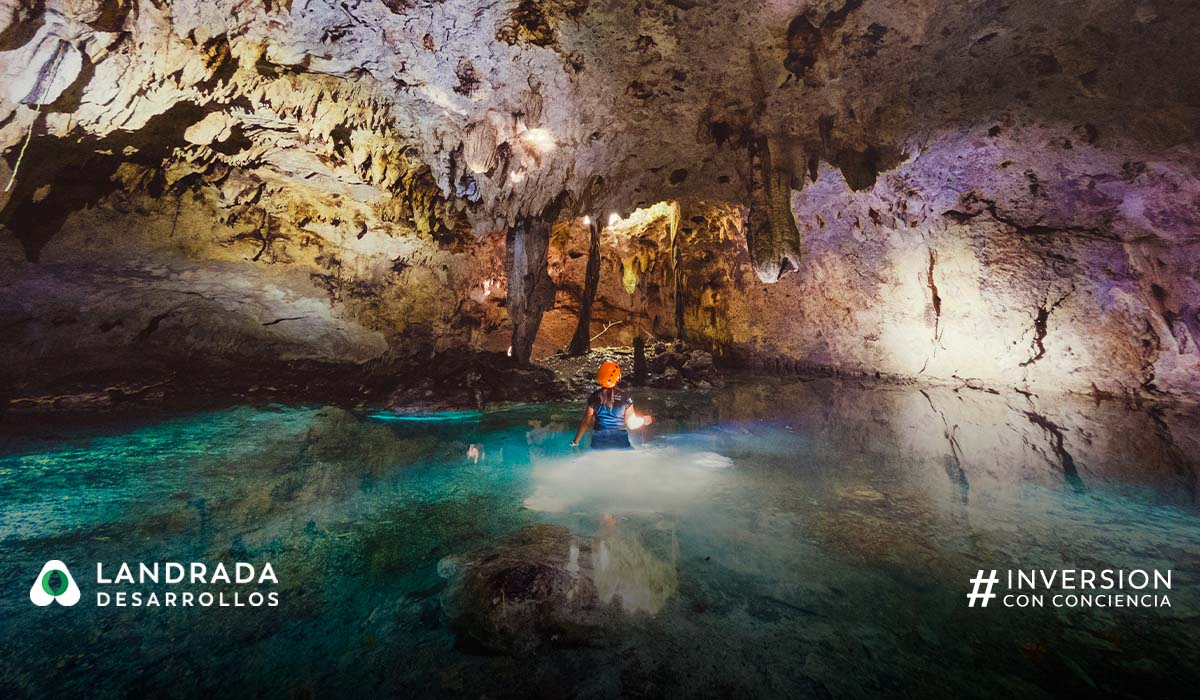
[600,387,615,409]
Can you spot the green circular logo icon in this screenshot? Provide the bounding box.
[41,569,69,597]
[30,560,79,606]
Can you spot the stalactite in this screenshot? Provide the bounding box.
[745,135,803,283]
[567,217,601,356]
[670,206,686,340]
[506,216,555,364]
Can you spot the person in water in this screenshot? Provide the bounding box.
[570,361,653,449]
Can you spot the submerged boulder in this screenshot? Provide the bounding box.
[442,523,676,655]
[443,524,604,655]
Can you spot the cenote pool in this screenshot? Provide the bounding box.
[1,378,1198,699]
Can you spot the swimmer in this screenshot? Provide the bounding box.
[569,361,653,449]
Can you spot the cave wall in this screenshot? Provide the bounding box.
[0,182,514,404]
[0,0,1198,405]
[540,123,1200,400]
[709,129,1200,400]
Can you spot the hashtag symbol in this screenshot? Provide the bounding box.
[967,569,999,607]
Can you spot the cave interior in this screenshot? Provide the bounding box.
[1,1,1200,697]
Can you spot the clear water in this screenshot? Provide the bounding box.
[1,378,1198,699]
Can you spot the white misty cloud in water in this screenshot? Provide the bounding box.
[524,446,731,514]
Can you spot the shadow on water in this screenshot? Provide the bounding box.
[0,378,1198,698]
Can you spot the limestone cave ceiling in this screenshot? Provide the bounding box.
[2,0,1200,403]
[3,0,1195,246]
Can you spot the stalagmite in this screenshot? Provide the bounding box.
[632,336,647,384]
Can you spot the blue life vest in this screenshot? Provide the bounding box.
[589,388,632,431]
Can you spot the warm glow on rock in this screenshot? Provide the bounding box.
[3,0,1200,691]
[605,202,679,237]
[598,202,681,294]
[621,259,639,294]
[520,128,556,154]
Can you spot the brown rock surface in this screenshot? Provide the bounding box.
[442,523,678,655]
[0,0,1196,405]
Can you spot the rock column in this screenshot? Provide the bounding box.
[506,217,555,364]
[567,217,602,356]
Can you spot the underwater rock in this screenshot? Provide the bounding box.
[443,524,606,655]
[443,523,677,655]
[301,406,424,472]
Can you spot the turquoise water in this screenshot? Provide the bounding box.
[1,379,1198,698]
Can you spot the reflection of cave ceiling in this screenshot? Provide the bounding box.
[2,0,1196,239]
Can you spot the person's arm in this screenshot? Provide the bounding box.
[570,406,595,446]
[625,402,653,430]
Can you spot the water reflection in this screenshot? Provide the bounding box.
[0,378,1196,698]
[686,378,1198,506]
[592,516,678,615]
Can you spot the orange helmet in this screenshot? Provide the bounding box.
[596,361,622,388]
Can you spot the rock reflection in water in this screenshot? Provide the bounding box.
[592,519,678,616]
[0,379,1197,698]
[692,378,1198,506]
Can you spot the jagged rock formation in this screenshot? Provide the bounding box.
[0,0,1198,406]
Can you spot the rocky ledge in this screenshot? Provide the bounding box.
[1,342,723,415]
[541,343,722,394]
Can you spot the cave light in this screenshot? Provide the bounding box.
[582,215,591,226]
[625,408,653,430]
[520,128,556,154]
[606,201,680,237]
